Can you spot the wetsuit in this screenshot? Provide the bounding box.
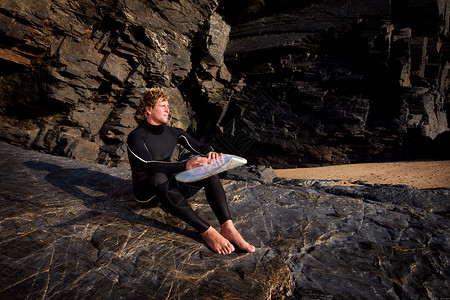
[127,121,231,233]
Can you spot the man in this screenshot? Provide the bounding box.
[127,88,255,255]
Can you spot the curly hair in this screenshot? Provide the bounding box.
[138,88,170,120]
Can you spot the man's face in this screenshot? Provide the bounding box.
[146,99,170,125]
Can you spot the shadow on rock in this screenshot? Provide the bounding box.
[23,160,201,242]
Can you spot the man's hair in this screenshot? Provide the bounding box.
[138,87,169,120]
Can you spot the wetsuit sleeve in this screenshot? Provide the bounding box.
[127,132,187,174]
[176,129,215,155]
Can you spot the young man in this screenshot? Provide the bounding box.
[127,88,255,255]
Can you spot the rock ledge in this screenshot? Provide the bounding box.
[0,142,449,299]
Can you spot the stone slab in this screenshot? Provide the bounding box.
[0,142,449,299]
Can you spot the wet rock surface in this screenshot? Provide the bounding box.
[1,142,449,299]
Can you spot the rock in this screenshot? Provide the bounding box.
[400,87,449,139]
[0,116,40,148]
[216,0,450,166]
[223,165,277,184]
[320,184,450,217]
[99,53,132,84]
[0,142,449,299]
[0,0,219,166]
[67,102,114,136]
[64,138,100,164]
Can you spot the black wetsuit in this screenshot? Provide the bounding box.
[127,121,231,233]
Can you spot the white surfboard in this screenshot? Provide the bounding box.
[175,154,247,183]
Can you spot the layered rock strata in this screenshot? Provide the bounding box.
[0,0,449,167]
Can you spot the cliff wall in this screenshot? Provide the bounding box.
[0,0,449,167]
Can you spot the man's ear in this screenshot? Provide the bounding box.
[145,107,152,114]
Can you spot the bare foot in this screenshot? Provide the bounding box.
[220,220,256,253]
[201,226,235,255]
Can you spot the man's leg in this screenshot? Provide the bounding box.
[151,173,235,254]
[194,175,255,253]
[199,175,231,225]
[151,173,209,232]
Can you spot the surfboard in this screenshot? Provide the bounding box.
[175,154,247,183]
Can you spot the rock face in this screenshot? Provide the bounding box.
[0,0,449,168]
[215,0,450,166]
[1,141,449,299]
[0,0,218,167]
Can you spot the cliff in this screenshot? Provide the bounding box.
[1,141,449,299]
[0,0,449,167]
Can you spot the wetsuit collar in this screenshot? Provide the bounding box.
[142,121,165,135]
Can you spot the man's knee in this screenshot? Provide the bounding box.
[204,174,222,186]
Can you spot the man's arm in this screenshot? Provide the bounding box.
[127,132,187,174]
[176,129,215,156]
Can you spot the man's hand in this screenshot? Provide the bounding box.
[186,156,210,170]
[186,152,223,170]
[206,151,223,160]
